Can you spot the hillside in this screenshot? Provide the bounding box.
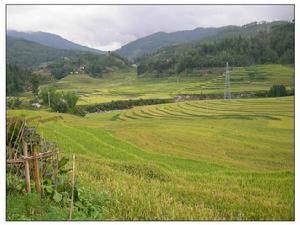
[137,22,294,76]
[47,52,129,80]
[7,30,103,54]
[6,36,129,76]
[6,36,86,68]
[115,21,289,61]
[6,36,130,96]
[115,27,222,60]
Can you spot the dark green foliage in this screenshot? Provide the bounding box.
[47,59,76,79]
[137,23,294,76]
[87,64,103,78]
[78,98,173,115]
[30,73,40,95]
[268,84,287,97]
[6,64,32,95]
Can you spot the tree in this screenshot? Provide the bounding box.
[30,73,40,95]
[39,88,79,113]
[64,91,79,109]
[50,93,69,113]
[39,87,56,105]
[6,64,31,95]
[268,84,287,97]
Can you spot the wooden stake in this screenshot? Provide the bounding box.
[33,144,41,193]
[53,152,59,190]
[69,154,76,221]
[23,140,31,193]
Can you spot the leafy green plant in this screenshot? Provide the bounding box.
[6,97,23,109]
[73,188,111,220]
[6,172,25,193]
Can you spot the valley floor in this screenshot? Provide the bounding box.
[7,96,294,220]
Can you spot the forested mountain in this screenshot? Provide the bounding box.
[137,22,294,76]
[7,30,103,54]
[7,36,128,76]
[115,21,289,61]
[115,27,223,60]
[7,35,130,94]
[7,36,85,68]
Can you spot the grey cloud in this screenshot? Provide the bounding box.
[7,5,294,51]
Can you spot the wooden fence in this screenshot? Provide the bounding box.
[6,117,59,194]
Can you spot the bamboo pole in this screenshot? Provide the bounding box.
[69,154,76,221]
[32,144,41,193]
[23,140,31,193]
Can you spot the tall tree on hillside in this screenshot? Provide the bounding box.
[6,64,31,95]
[30,73,40,95]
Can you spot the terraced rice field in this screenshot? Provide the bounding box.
[33,64,294,105]
[99,97,293,123]
[7,96,294,220]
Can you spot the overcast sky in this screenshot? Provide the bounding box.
[7,5,294,51]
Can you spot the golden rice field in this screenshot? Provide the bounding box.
[7,96,294,220]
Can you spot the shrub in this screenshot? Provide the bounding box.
[78,98,173,115]
[268,84,287,97]
[6,97,23,109]
[39,88,79,113]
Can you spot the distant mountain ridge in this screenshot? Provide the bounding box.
[6,36,86,68]
[115,21,289,61]
[7,30,103,54]
[115,27,223,60]
[6,35,130,82]
[136,21,294,76]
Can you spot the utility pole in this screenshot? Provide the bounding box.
[224,62,231,100]
[48,91,51,107]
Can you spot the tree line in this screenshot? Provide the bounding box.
[77,98,173,116]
